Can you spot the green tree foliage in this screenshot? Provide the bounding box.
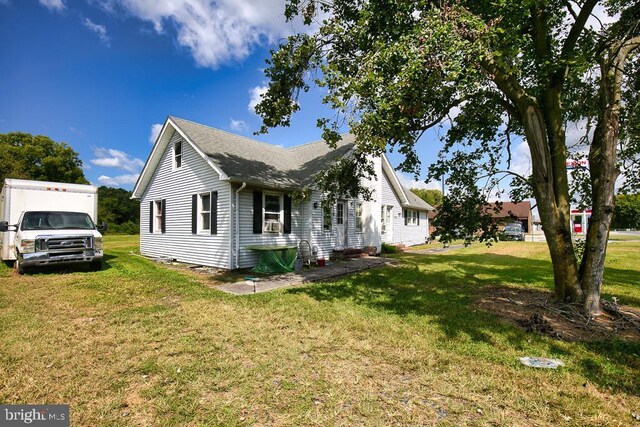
[612,194,640,230]
[0,132,88,187]
[410,188,443,207]
[256,1,640,316]
[97,186,140,234]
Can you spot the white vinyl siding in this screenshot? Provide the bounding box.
[305,192,365,260]
[235,188,301,268]
[380,167,402,244]
[140,130,231,268]
[139,126,427,268]
[380,167,428,246]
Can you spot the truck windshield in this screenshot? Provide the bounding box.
[21,211,95,230]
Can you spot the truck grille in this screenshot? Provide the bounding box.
[37,236,93,255]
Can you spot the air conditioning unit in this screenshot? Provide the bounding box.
[263,220,281,233]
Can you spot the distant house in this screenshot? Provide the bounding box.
[132,116,434,269]
[427,201,533,234]
[491,201,532,232]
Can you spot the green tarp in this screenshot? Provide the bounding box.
[248,246,298,274]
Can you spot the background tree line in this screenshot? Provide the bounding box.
[1,132,139,234]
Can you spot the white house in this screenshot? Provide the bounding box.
[132,116,433,269]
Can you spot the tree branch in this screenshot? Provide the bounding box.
[409,98,466,132]
[561,0,599,60]
[479,58,532,107]
[530,2,553,63]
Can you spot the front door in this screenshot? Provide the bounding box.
[334,201,346,249]
[385,205,393,242]
[381,205,394,243]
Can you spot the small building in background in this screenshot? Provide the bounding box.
[427,200,533,235]
[570,208,591,234]
[490,201,532,232]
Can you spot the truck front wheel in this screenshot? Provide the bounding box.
[14,258,25,275]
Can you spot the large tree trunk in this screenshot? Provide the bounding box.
[519,103,583,302]
[578,38,638,316]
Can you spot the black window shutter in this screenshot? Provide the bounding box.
[149,201,154,233]
[191,194,197,234]
[161,199,166,233]
[283,194,292,234]
[417,212,420,226]
[211,191,218,235]
[404,209,408,226]
[253,191,263,234]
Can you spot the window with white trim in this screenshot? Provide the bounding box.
[381,205,392,233]
[336,203,344,225]
[154,200,163,232]
[407,209,419,226]
[200,193,211,232]
[355,202,363,232]
[323,204,332,231]
[263,192,282,233]
[173,140,182,170]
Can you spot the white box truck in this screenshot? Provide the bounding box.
[0,178,107,274]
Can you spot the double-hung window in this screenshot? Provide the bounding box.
[200,193,211,232]
[406,209,419,226]
[323,204,332,231]
[263,193,282,233]
[155,200,164,232]
[336,203,344,225]
[173,140,182,170]
[355,202,363,232]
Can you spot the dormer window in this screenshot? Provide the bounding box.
[173,140,182,170]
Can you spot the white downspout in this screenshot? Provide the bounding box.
[235,182,247,269]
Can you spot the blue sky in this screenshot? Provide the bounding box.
[0,0,453,191]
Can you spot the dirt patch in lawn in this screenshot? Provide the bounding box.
[475,286,640,342]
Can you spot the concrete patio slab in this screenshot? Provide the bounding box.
[217,256,397,295]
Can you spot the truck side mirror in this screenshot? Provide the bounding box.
[97,222,108,232]
[0,222,15,232]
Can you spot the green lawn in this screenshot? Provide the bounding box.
[0,235,638,426]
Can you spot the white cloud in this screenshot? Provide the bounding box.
[397,173,442,191]
[248,85,267,113]
[90,147,145,173]
[98,174,140,187]
[102,0,300,69]
[149,123,163,144]
[509,141,532,177]
[39,0,65,11]
[229,118,247,132]
[83,18,110,46]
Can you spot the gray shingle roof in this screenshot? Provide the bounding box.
[171,116,354,189]
[403,187,435,211]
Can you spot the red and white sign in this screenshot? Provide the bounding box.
[566,159,589,169]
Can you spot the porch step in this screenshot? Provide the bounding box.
[331,247,366,260]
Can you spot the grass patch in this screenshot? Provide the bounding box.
[0,236,638,425]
